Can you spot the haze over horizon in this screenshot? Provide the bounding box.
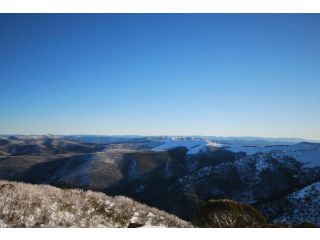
[1,14,320,140]
[0,133,319,142]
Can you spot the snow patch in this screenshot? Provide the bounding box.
[130,211,140,223]
[293,182,320,199]
[164,162,172,178]
[128,159,139,181]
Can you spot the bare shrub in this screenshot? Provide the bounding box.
[193,199,267,227]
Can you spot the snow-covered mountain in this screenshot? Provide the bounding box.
[151,137,320,167]
[227,142,320,167]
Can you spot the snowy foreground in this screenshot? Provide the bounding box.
[0,180,191,228]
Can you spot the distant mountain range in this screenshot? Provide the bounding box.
[0,135,319,226]
[1,134,317,146]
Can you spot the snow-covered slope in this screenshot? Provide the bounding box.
[227,142,320,167]
[272,181,320,225]
[152,137,222,154]
[0,180,191,228]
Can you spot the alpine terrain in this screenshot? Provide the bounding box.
[0,135,319,227]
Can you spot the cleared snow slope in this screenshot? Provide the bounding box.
[152,137,222,154]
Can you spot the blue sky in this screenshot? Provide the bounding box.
[0,14,320,139]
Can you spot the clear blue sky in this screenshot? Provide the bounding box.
[0,14,319,139]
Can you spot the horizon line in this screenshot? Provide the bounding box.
[1,133,320,142]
